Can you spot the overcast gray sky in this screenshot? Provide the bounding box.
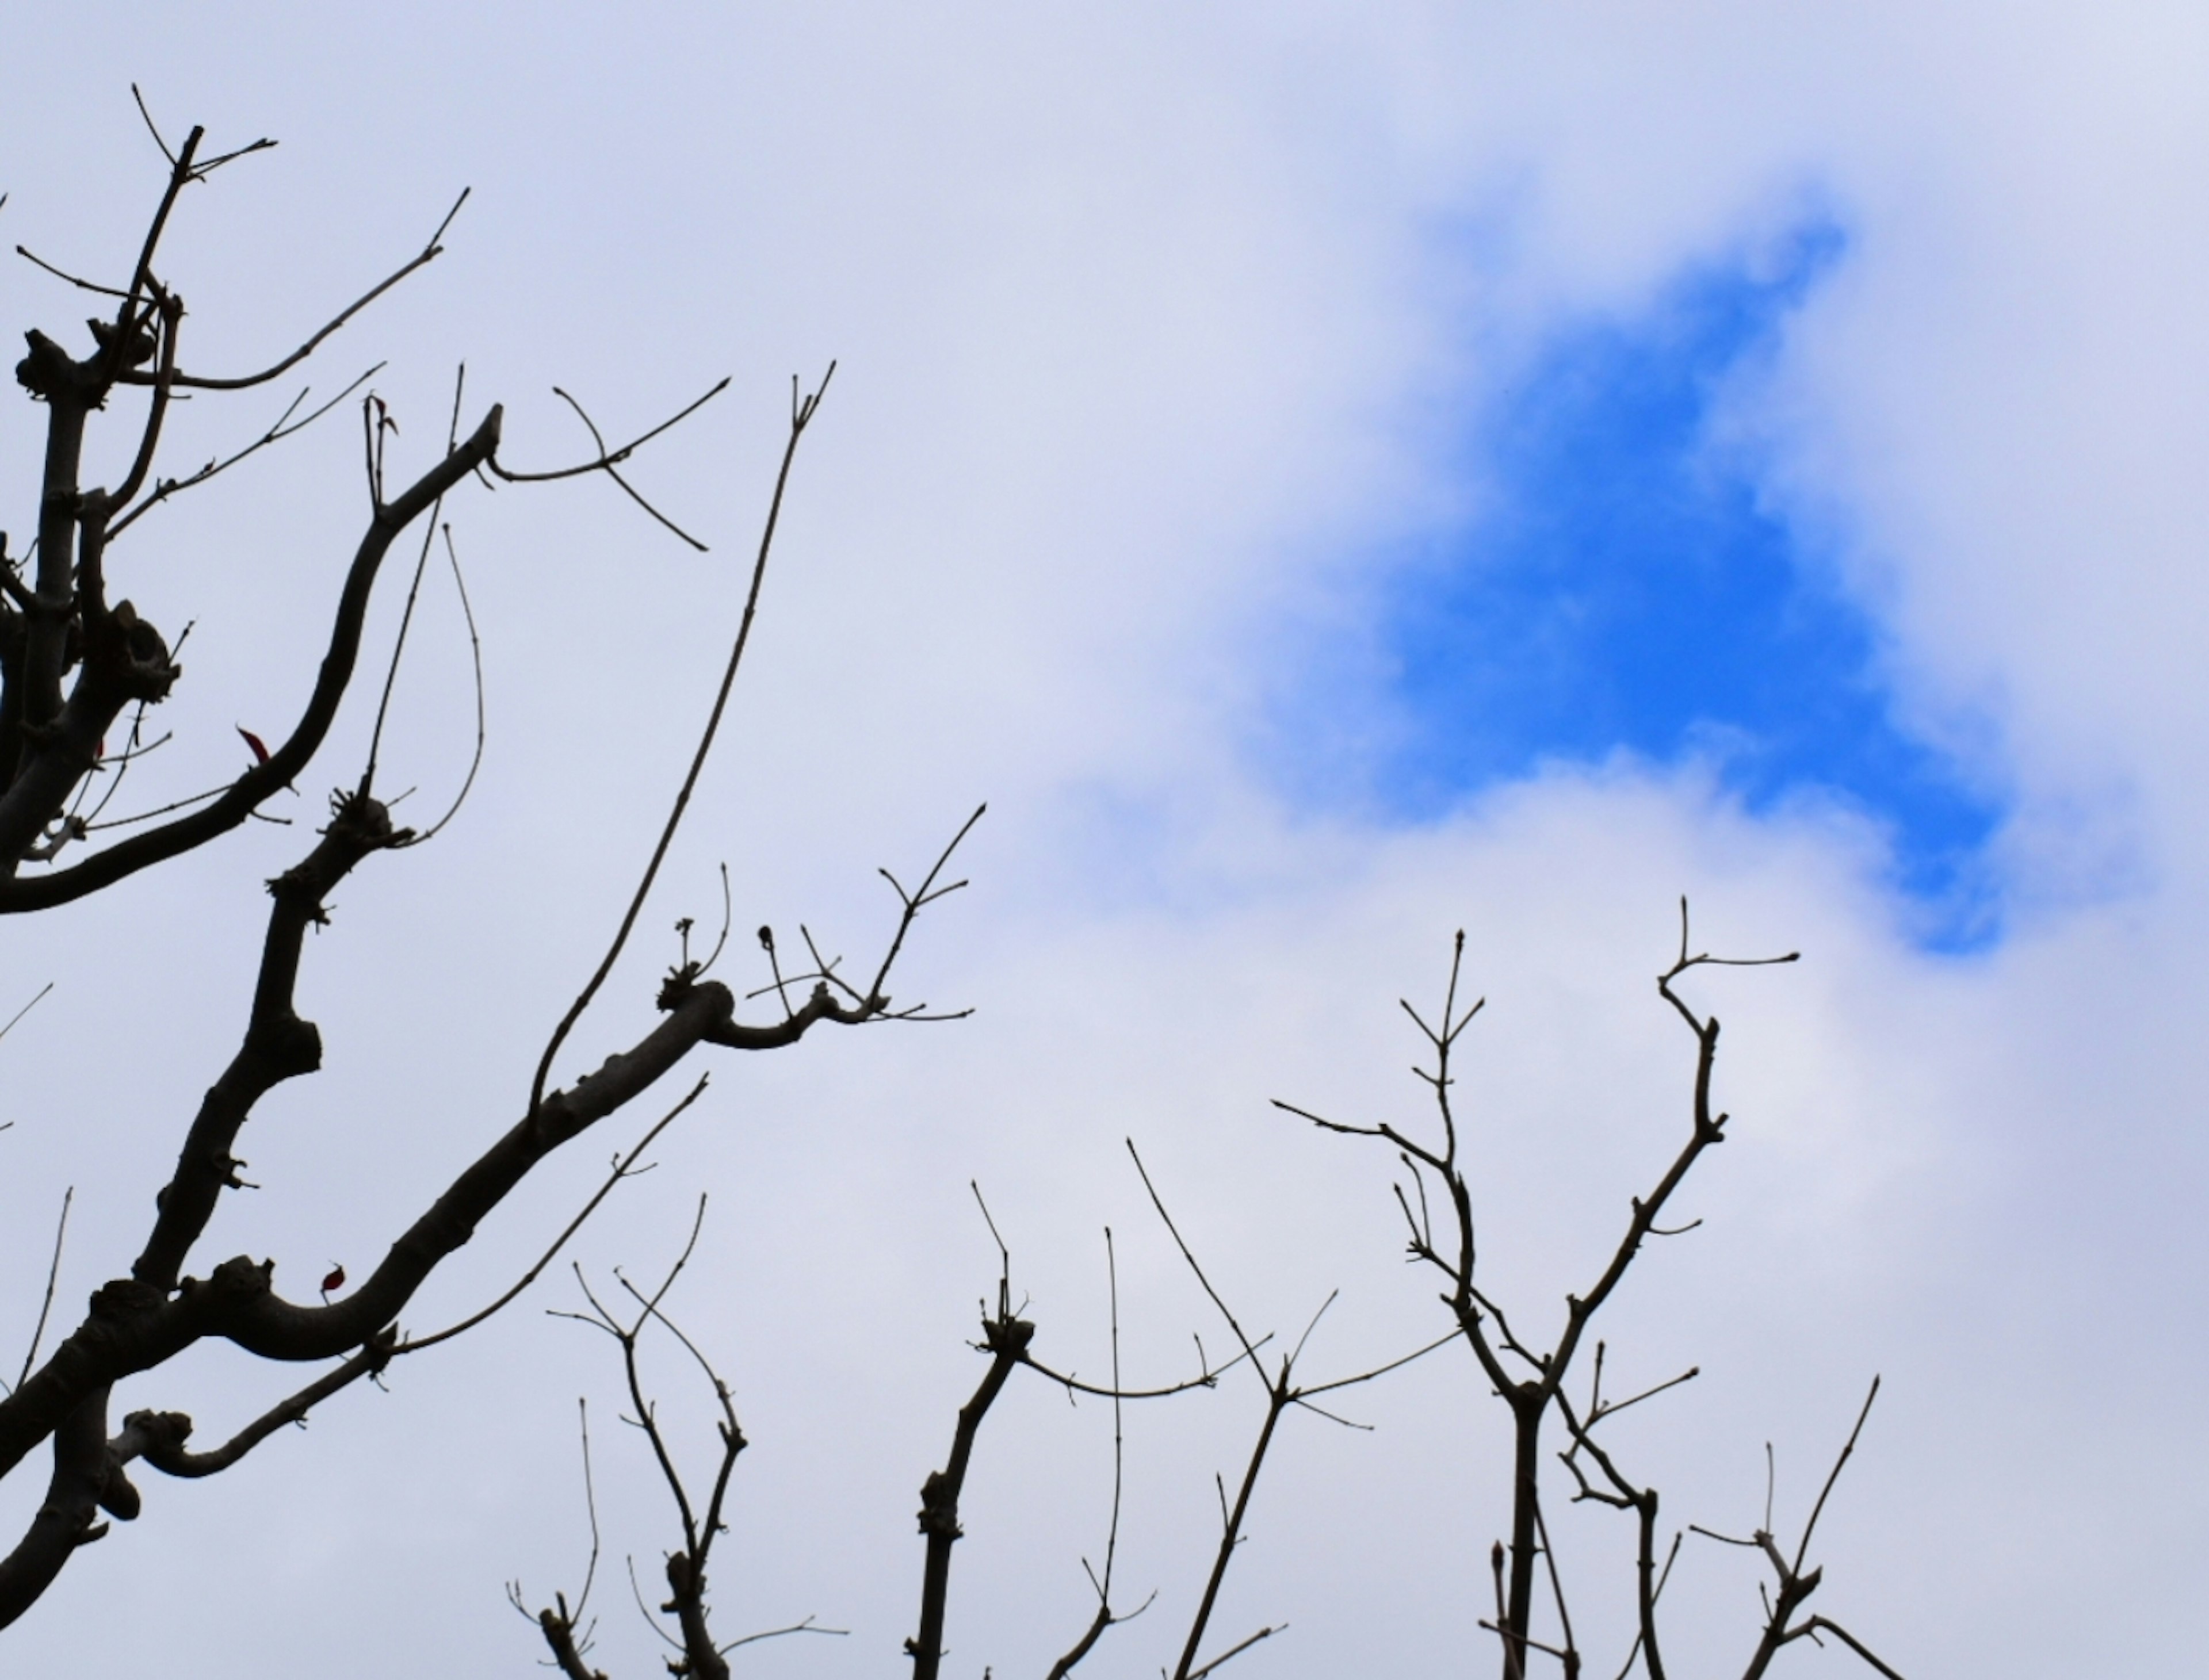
[4,5,2204,1675]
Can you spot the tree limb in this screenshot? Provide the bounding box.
[0,407,502,904]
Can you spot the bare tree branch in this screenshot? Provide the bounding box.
[397,1077,712,1356]
[529,368,830,1117]
[0,408,503,908]
[116,1333,394,1479]
[12,1189,72,1394]
[117,191,465,392]
[906,1306,1033,1680]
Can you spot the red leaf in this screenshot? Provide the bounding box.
[237,726,270,765]
[320,1265,346,1295]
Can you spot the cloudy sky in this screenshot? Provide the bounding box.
[3,4,2203,1675]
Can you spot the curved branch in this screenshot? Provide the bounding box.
[488,377,729,484]
[107,363,382,541]
[218,979,844,1365]
[0,975,865,1484]
[133,791,406,1291]
[116,190,465,392]
[116,1334,394,1479]
[1017,1348,1250,1402]
[0,407,501,910]
[0,1389,115,1631]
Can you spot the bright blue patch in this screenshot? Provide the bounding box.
[1375,221,2004,948]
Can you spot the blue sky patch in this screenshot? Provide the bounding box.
[1342,220,2006,948]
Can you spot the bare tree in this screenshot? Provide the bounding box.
[1279,916,1908,1679]
[514,1199,849,1680]
[523,1153,1454,1680]
[0,100,974,1632]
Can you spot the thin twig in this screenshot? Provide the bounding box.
[82,784,227,833]
[1126,1139,1262,1371]
[123,193,466,391]
[401,524,487,845]
[1295,1326,1465,1399]
[720,1616,847,1653]
[1044,1227,1142,1680]
[1018,1346,1258,1402]
[574,1398,602,1618]
[0,982,52,1046]
[13,1188,71,1392]
[1184,1623,1285,1680]
[13,246,131,299]
[492,378,729,487]
[132,85,177,165]
[361,367,468,800]
[110,365,381,538]
[1796,1616,1907,1679]
[528,366,832,1118]
[1794,1377,1879,1574]
[396,1076,710,1354]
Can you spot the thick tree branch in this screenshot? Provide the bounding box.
[533,1605,609,1680]
[219,978,854,1364]
[398,1076,712,1356]
[0,973,874,1483]
[905,1311,1033,1680]
[133,791,406,1291]
[0,407,501,904]
[0,1389,117,1631]
[0,1337,387,1631]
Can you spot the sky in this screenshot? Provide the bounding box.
[2,4,2206,1675]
